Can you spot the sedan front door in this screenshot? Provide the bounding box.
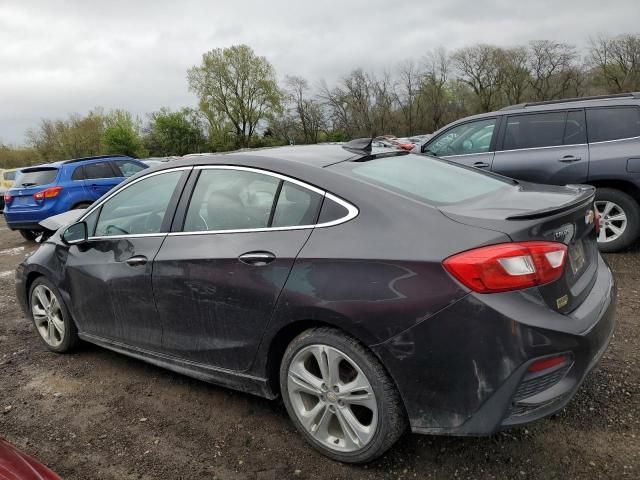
[63,168,188,350]
[153,167,325,371]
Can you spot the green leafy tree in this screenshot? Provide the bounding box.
[102,110,147,158]
[145,107,207,156]
[187,44,282,148]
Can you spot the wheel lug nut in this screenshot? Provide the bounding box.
[321,383,327,391]
[338,400,344,407]
[333,386,339,393]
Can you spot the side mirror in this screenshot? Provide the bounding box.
[62,221,88,245]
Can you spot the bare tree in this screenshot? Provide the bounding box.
[284,76,325,143]
[497,47,531,105]
[394,60,423,135]
[528,40,580,100]
[452,45,504,112]
[589,34,640,92]
[420,48,451,131]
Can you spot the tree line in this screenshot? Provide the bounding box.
[1,34,639,169]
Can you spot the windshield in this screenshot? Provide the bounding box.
[334,154,511,206]
[16,168,58,187]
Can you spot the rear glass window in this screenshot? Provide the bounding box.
[16,168,58,187]
[84,161,116,180]
[271,182,323,227]
[586,107,640,143]
[337,154,509,206]
[503,112,566,150]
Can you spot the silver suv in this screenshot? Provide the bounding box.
[421,92,640,252]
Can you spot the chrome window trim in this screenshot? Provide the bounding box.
[88,233,167,241]
[589,135,640,145]
[79,167,192,240]
[79,164,358,240]
[495,143,587,154]
[169,166,359,236]
[194,165,325,195]
[440,151,495,159]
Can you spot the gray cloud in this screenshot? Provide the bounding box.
[1,0,638,144]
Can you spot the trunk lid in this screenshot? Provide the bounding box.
[439,181,599,313]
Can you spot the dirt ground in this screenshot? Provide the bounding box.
[0,217,638,480]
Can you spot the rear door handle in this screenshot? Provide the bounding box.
[125,255,148,267]
[238,251,276,266]
[473,161,490,168]
[559,155,581,163]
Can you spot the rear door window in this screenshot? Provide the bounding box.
[586,106,640,143]
[563,110,587,145]
[15,168,58,187]
[113,160,146,177]
[84,161,117,180]
[503,112,566,150]
[271,182,323,227]
[4,171,16,181]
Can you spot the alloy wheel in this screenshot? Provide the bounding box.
[286,344,378,453]
[595,200,627,243]
[31,284,65,348]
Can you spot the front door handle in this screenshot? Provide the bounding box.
[238,251,276,266]
[126,255,148,267]
[559,155,581,163]
[473,161,490,168]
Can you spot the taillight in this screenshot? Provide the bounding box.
[443,241,568,293]
[3,193,11,205]
[34,186,63,201]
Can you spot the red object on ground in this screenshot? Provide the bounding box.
[0,439,61,480]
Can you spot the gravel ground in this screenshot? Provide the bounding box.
[0,217,638,479]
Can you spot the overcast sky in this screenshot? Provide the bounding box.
[1,0,638,144]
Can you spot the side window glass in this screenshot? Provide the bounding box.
[318,196,350,224]
[94,171,182,237]
[84,162,116,180]
[184,169,279,232]
[114,160,145,178]
[503,112,566,150]
[564,111,587,145]
[426,119,496,156]
[586,107,640,143]
[83,206,99,236]
[71,166,85,181]
[272,182,323,227]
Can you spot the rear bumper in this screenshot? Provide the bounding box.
[372,254,616,435]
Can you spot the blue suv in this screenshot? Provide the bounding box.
[4,155,147,241]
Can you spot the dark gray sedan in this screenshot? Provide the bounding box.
[15,140,615,463]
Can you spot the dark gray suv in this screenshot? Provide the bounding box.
[421,92,640,252]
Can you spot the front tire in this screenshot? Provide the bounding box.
[594,188,640,252]
[29,277,79,353]
[280,327,406,463]
[19,229,39,242]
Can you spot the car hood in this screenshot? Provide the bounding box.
[39,209,86,232]
[0,439,61,480]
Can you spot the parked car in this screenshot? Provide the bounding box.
[0,438,61,479]
[16,140,614,463]
[1,168,20,190]
[4,155,146,241]
[420,92,640,252]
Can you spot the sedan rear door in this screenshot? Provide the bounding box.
[152,166,324,371]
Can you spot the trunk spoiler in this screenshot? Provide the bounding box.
[505,185,595,220]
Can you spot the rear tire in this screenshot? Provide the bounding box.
[72,202,92,209]
[29,277,79,353]
[19,229,39,242]
[280,327,407,463]
[594,188,640,253]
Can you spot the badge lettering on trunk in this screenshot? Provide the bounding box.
[556,294,569,309]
